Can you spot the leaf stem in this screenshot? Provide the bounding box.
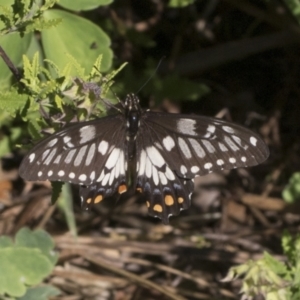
[0,45,21,81]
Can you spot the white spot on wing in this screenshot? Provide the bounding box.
[53,154,62,164]
[154,142,163,150]
[180,165,187,175]
[152,166,159,185]
[217,159,224,165]
[42,149,50,161]
[102,173,110,186]
[47,138,58,148]
[158,172,167,185]
[208,124,216,133]
[218,142,228,152]
[188,138,205,158]
[177,119,196,135]
[224,136,239,151]
[119,151,125,175]
[229,157,236,163]
[109,167,116,185]
[98,140,109,155]
[138,150,147,176]
[29,153,35,163]
[90,171,95,181]
[163,136,175,151]
[191,166,199,173]
[241,156,247,162]
[178,137,192,158]
[63,136,75,148]
[58,170,65,177]
[38,171,42,177]
[232,135,242,146]
[115,158,120,178]
[97,170,105,182]
[85,143,96,166]
[79,174,87,181]
[204,162,212,169]
[48,170,53,176]
[146,157,152,178]
[146,146,165,168]
[203,125,216,138]
[105,148,120,169]
[165,166,175,180]
[44,148,57,165]
[80,125,96,144]
[65,149,77,164]
[250,136,257,146]
[202,140,215,153]
[222,126,235,133]
[69,172,75,179]
[74,145,88,166]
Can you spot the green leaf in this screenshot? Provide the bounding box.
[51,181,63,205]
[282,172,300,203]
[0,89,28,115]
[0,0,58,35]
[23,51,40,81]
[264,252,287,275]
[58,0,113,12]
[282,231,295,263]
[151,73,210,102]
[168,0,195,8]
[0,126,22,157]
[0,32,32,88]
[26,118,43,140]
[0,248,52,297]
[284,0,300,26]
[0,236,13,248]
[58,183,77,237]
[15,228,58,265]
[17,285,60,300]
[42,9,113,74]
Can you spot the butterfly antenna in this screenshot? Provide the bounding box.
[135,56,165,95]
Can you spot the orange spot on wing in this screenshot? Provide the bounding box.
[86,198,92,204]
[118,184,127,194]
[146,201,150,208]
[153,204,163,212]
[136,187,142,193]
[178,197,184,204]
[94,195,103,203]
[165,195,174,206]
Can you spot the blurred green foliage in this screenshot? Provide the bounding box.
[283,172,300,204]
[224,232,300,300]
[0,227,59,298]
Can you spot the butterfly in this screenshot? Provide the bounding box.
[19,94,269,223]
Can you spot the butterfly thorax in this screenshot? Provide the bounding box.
[125,94,142,160]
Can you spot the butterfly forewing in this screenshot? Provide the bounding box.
[143,112,269,177]
[19,93,269,222]
[19,114,127,188]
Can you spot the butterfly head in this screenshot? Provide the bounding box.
[125,93,141,113]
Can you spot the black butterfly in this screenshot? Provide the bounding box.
[19,94,269,223]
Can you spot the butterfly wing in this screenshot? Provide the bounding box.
[19,114,128,204]
[136,111,269,222]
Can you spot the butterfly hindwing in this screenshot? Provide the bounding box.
[135,124,194,222]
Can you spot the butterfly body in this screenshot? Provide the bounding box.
[19,94,269,223]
